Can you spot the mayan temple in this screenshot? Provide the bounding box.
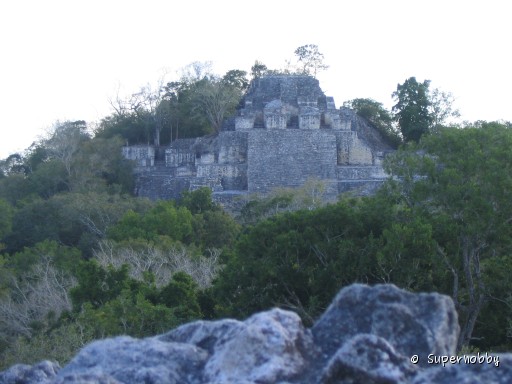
[122,75,394,204]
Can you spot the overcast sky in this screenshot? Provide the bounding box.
[0,0,510,158]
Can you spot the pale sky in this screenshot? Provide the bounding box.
[0,0,510,159]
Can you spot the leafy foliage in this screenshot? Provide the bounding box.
[107,201,193,243]
[214,200,382,323]
[384,123,512,349]
[392,77,433,142]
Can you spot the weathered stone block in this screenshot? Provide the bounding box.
[299,106,321,129]
[336,131,374,165]
[323,110,341,129]
[235,115,255,130]
[122,145,155,166]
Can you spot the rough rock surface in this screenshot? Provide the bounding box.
[55,336,208,384]
[312,283,459,366]
[1,283,510,384]
[0,361,60,384]
[319,334,418,384]
[411,354,512,384]
[161,308,316,383]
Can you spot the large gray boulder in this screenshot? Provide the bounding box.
[2,283,510,384]
[55,335,208,384]
[312,284,459,366]
[160,308,316,383]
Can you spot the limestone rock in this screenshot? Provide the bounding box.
[55,335,208,384]
[53,373,122,384]
[319,334,418,384]
[0,361,59,384]
[158,318,244,354]
[312,284,459,366]
[162,308,316,384]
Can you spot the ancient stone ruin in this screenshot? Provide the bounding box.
[123,75,394,203]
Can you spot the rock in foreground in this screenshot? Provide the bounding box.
[1,284,509,384]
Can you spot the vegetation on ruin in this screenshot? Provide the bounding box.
[0,48,511,368]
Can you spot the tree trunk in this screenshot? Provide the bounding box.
[456,237,487,350]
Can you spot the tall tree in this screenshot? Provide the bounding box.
[429,88,461,131]
[250,60,268,80]
[44,121,90,177]
[392,77,433,142]
[222,69,249,92]
[294,44,329,77]
[191,77,242,133]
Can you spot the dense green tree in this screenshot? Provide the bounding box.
[70,136,134,194]
[23,144,50,174]
[4,198,71,252]
[179,187,218,214]
[159,272,202,322]
[192,210,240,249]
[0,199,13,248]
[3,191,146,255]
[95,113,153,144]
[26,159,69,198]
[107,201,193,244]
[250,60,268,80]
[6,240,81,276]
[213,201,381,323]
[70,260,133,310]
[69,263,202,339]
[392,77,433,142]
[384,123,512,349]
[222,69,249,91]
[162,80,212,140]
[0,154,28,176]
[76,291,176,339]
[99,83,170,146]
[0,174,34,206]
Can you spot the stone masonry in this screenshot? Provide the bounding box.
[123,75,393,203]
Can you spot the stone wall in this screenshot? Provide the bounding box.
[247,129,338,196]
[335,131,374,165]
[122,145,155,167]
[125,75,395,203]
